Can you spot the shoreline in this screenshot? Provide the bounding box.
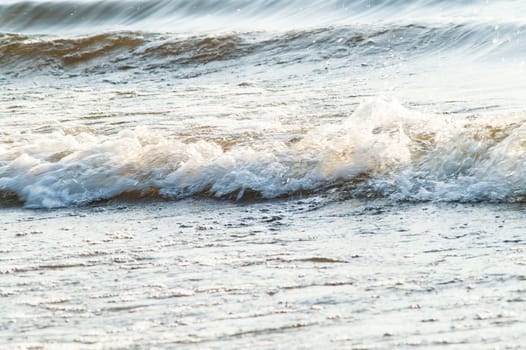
[2,199,524,348]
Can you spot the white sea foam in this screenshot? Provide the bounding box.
[0,99,525,208]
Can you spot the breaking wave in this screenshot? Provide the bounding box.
[2,0,526,207]
[1,21,525,77]
[1,99,525,208]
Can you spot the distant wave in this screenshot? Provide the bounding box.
[3,0,526,79]
[2,22,524,77]
[1,99,525,208]
[1,0,526,34]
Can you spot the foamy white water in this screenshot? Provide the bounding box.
[1,98,525,208]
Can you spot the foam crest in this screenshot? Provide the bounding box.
[380,107,526,202]
[1,99,525,208]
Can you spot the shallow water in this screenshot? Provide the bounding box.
[2,199,525,348]
[1,0,526,348]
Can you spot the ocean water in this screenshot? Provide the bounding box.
[1,0,525,348]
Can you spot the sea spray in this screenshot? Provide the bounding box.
[1,99,525,207]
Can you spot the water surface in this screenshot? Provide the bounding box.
[1,0,525,348]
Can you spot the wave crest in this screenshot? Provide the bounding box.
[1,99,525,208]
[2,21,524,77]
